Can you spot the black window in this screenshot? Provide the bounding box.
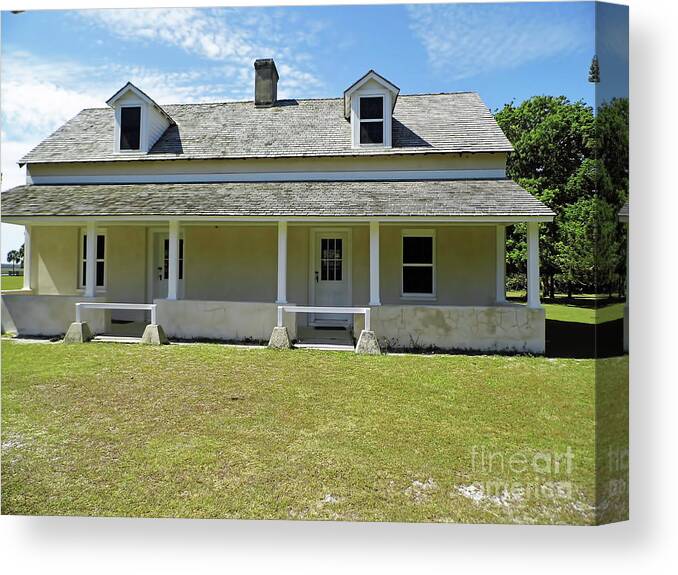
[359,96,384,144]
[82,234,106,288]
[402,235,434,295]
[120,106,141,150]
[163,239,184,280]
[320,238,343,281]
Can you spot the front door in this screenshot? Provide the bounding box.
[311,230,350,326]
[152,232,184,300]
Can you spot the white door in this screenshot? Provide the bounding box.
[311,231,350,325]
[152,232,184,299]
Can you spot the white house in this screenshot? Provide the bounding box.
[1,59,554,353]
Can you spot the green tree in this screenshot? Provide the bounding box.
[555,198,620,297]
[588,55,600,83]
[596,98,629,206]
[495,95,628,297]
[496,96,594,191]
[495,96,595,297]
[6,249,19,274]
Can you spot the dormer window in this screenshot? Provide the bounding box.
[120,106,141,150]
[344,70,399,149]
[106,82,174,154]
[359,96,384,145]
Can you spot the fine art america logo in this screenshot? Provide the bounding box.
[466,446,576,502]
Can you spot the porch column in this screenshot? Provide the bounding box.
[85,221,97,297]
[22,225,32,291]
[495,224,506,304]
[167,220,180,300]
[276,220,287,304]
[369,220,381,306]
[527,221,541,308]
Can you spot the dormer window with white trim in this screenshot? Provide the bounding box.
[359,96,384,145]
[119,106,141,150]
[106,81,174,154]
[344,70,399,149]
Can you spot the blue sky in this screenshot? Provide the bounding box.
[1,2,603,258]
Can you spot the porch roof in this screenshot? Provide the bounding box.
[1,180,554,221]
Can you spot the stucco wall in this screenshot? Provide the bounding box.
[183,225,277,302]
[155,299,295,342]
[370,304,545,354]
[106,226,148,320]
[25,222,497,306]
[27,152,507,180]
[31,226,80,295]
[379,225,496,306]
[1,294,107,336]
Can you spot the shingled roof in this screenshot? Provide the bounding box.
[1,180,553,220]
[19,92,513,165]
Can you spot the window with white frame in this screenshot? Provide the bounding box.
[119,106,141,150]
[163,238,184,280]
[80,232,106,289]
[402,230,435,297]
[358,96,384,145]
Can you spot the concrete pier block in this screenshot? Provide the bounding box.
[355,330,381,355]
[63,321,93,344]
[141,324,169,345]
[268,326,292,349]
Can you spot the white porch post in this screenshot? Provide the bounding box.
[22,225,32,291]
[369,220,381,306]
[527,221,541,308]
[276,220,287,304]
[85,221,96,297]
[167,220,180,300]
[495,224,506,304]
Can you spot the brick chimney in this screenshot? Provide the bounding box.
[254,59,279,107]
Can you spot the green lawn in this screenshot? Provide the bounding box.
[1,341,628,524]
[542,301,625,324]
[507,292,625,324]
[1,274,23,291]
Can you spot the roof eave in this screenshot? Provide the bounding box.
[106,81,175,126]
[343,70,401,119]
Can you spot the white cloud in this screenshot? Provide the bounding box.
[0,50,251,192]
[78,7,324,99]
[407,3,589,80]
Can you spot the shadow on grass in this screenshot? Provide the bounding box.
[546,318,624,358]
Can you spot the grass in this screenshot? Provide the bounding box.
[1,341,628,524]
[507,291,625,324]
[1,274,23,291]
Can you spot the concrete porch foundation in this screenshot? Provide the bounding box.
[370,304,546,354]
[2,294,107,337]
[155,299,297,342]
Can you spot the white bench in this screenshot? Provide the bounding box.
[277,305,371,331]
[76,302,157,325]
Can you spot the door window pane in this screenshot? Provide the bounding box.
[320,237,343,282]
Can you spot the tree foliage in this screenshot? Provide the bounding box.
[495,96,628,298]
